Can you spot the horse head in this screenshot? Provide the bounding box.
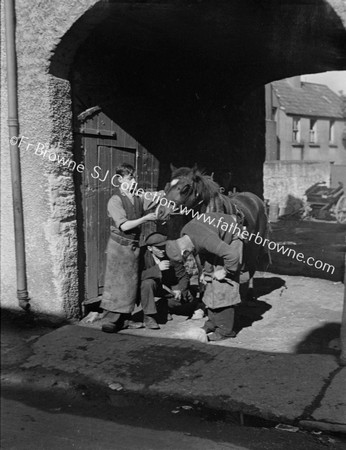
[156,165,221,221]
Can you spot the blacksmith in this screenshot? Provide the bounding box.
[100,163,157,333]
[165,213,244,341]
[139,232,192,329]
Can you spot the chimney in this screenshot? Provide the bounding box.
[287,76,301,89]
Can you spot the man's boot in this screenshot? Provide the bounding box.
[101,311,122,333]
[143,315,160,330]
[123,315,144,329]
[207,330,237,341]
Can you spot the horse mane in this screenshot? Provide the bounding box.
[171,167,192,179]
[171,166,221,206]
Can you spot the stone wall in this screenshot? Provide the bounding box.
[0,0,97,318]
[263,161,331,215]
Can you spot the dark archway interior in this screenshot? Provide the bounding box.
[51,0,346,193]
[47,0,346,307]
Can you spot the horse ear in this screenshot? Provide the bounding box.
[170,163,177,173]
[192,163,200,178]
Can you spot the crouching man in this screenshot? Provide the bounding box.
[165,213,244,342]
[139,233,192,329]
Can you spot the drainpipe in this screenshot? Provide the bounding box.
[5,0,30,310]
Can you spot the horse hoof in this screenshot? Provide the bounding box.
[184,328,208,343]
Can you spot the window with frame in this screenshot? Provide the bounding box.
[292,117,301,143]
[329,120,335,143]
[309,119,317,143]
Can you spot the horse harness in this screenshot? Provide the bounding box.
[171,176,246,228]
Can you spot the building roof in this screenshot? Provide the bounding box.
[272,79,344,119]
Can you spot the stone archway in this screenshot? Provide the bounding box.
[46,0,346,317]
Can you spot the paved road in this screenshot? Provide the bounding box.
[2,397,243,450]
[2,386,343,450]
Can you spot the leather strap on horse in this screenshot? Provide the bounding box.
[220,194,245,226]
[234,204,245,226]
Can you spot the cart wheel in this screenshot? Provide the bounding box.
[335,195,346,224]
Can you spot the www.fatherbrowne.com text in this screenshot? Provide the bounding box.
[171,205,335,275]
[10,136,335,275]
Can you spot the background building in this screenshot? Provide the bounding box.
[266,76,346,163]
[264,76,346,217]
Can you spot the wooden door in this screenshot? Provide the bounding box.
[77,107,159,304]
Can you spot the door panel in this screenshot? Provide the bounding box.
[78,108,159,304]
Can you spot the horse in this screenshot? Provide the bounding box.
[156,165,270,297]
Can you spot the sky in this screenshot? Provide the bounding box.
[301,71,346,95]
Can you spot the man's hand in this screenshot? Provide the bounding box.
[199,273,207,285]
[181,290,193,303]
[200,272,213,284]
[143,212,157,222]
[158,260,170,271]
[172,290,182,300]
[213,267,227,281]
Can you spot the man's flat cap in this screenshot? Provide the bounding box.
[144,232,168,246]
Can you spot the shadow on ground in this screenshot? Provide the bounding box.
[131,276,286,330]
[234,300,272,334]
[253,277,286,298]
[295,322,341,355]
[3,374,335,450]
[2,306,345,438]
[233,276,286,334]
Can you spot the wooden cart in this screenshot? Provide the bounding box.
[305,182,346,224]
